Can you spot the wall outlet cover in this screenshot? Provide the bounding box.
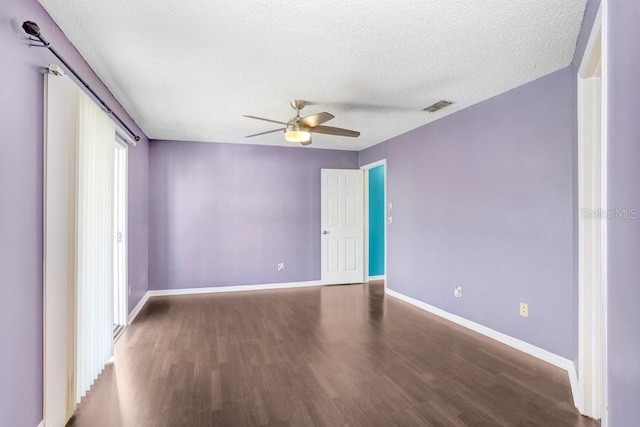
[520,302,529,318]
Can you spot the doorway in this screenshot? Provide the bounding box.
[113,138,128,338]
[361,160,387,283]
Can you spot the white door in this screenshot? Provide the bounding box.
[321,169,364,284]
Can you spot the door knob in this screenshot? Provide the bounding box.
[322,230,329,235]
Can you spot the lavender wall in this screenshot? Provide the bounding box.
[607,1,640,424]
[149,140,358,290]
[0,0,148,425]
[359,67,576,359]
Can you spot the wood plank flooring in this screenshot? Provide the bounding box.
[68,282,599,426]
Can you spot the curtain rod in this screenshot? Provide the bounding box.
[22,20,141,143]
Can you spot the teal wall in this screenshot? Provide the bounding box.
[368,165,385,276]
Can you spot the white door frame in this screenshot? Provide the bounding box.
[577,2,606,422]
[361,159,387,286]
[114,135,129,327]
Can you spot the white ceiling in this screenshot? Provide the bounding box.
[38,0,587,151]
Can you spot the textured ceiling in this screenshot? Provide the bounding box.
[37,0,587,150]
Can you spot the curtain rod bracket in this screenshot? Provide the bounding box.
[22,20,141,144]
[29,38,50,48]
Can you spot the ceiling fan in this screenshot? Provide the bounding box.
[243,100,360,146]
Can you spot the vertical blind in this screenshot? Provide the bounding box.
[43,72,116,421]
[44,72,80,425]
[75,89,115,403]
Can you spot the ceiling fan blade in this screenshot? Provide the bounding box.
[298,112,334,128]
[245,128,285,138]
[311,125,360,137]
[243,115,287,125]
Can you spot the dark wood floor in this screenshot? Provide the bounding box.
[69,282,598,426]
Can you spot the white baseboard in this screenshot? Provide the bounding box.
[147,280,326,297]
[366,275,385,282]
[568,364,581,411]
[127,291,150,325]
[37,420,44,427]
[128,280,351,324]
[385,288,580,408]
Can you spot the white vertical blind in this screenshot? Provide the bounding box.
[44,72,118,424]
[44,72,80,426]
[75,89,116,403]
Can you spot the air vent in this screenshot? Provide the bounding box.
[423,100,454,113]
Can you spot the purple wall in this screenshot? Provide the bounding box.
[607,1,640,425]
[359,67,577,359]
[0,0,148,425]
[149,140,358,290]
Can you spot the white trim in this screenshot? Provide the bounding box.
[128,280,349,323]
[127,281,343,324]
[37,421,44,427]
[360,159,387,289]
[600,1,609,424]
[360,159,386,170]
[147,280,327,297]
[569,365,580,409]
[577,1,605,421]
[363,168,370,281]
[385,288,580,407]
[127,291,150,325]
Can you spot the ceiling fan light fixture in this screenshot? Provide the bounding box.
[244,100,359,145]
[284,122,311,143]
[285,130,311,143]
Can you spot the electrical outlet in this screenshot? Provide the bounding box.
[128,284,132,296]
[277,262,284,271]
[388,216,393,225]
[454,286,462,298]
[520,302,528,318]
